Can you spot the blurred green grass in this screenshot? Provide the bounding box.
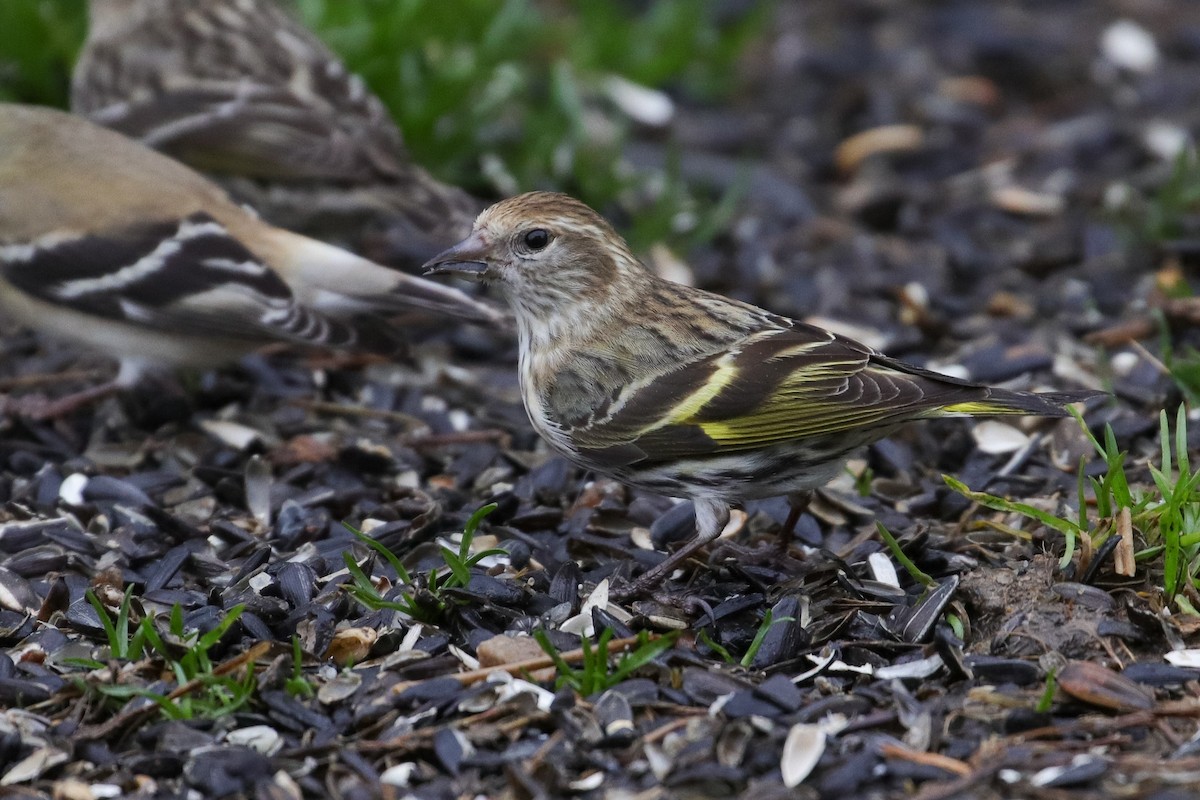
[0,1,85,105]
[0,0,769,250]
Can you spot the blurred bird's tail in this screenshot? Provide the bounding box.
[942,389,1104,418]
[372,270,511,328]
[262,226,510,328]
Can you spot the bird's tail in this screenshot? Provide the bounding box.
[372,270,512,328]
[263,226,511,328]
[941,388,1103,418]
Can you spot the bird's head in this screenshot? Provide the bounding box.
[423,192,647,327]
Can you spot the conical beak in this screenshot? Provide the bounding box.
[422,231,491,279]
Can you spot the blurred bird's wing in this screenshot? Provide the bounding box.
[565,324,1058,469]
[0,212,394,352]
[83,83,404,184]
[72,0,405,184]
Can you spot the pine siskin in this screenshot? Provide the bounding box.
[71,0,481,266]
[425,191,1097,596]
[0,104,506,418]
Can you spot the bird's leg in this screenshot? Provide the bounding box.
[709,490,815,565]
[1,380,121,421]
[611,498,730,600]
[778,490,814,555]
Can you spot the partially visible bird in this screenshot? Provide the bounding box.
[0,104,506,418]
[70,0,481,266]
[424,191,1096,597]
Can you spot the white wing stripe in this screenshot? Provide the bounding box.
[55,238,184,299]
[201,257,268,275]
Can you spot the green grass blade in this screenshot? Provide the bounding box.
[198,604,244,651]
[944,476,1082,570]
[533,630,575,679]
[875,523,935,587]
[460,503,499,560]
[85,589,124,659]
[1176,405,1189,477]
[139,615,169,661]
[465,547,510,568]
[1089,476,1111,519]
[1069,406,1105,459]
[944,476,1082,537]
[342,522,413,584]
[697,629,734,664]
[1036,668,1058,713]
[1077,456,1090,534]
[1160,408,1172,475]
[169,604,185,638]
[740,611,794,668]
[610,631,677,686]
[439,547,472,588]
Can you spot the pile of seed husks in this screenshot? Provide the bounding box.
[3,2,1200,798]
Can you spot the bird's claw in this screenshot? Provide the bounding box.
[607,575,713,621]
[710,538,793,566]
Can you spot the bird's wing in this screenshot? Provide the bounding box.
[0,212,389,351]
[82,83,403,184]
[72,0,405,184]
[565,324,993,468]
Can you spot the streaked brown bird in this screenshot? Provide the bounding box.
[425,191,1095,596]
[71,0,481,266]
[0,104,506,418]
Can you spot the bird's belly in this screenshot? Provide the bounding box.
[614,447,850,503]
[0,289,252,371]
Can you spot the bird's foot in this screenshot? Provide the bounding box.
[709,538,795,566]
[607,571,665,603]
[607,575,713,619]
[608,558,695,602]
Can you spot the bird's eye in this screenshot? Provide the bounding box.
[523,229,550,251]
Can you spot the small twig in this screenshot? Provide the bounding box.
[523,729,565,775]
[911,756,1004,800]
[1083,317,1155,347]
[0,369,105,390]
[878,742,972,777]
[1129,339,1171,377]
[1152,698,1200,717]
[1002,710,1158,743]
[641,716,694,745]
